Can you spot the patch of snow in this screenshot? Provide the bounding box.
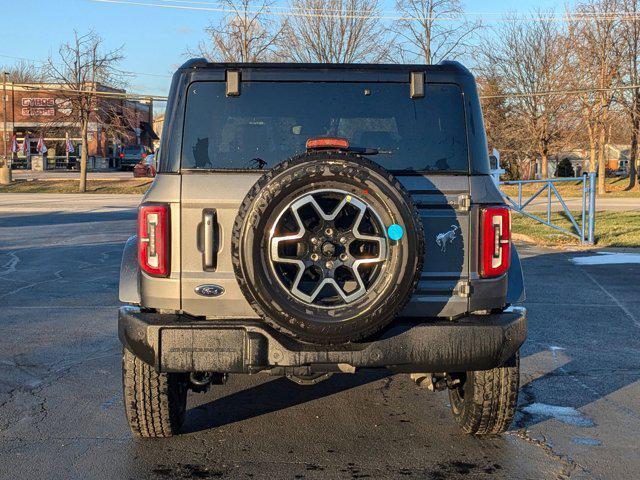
[522,403,595,427]
[548,345,566,352]
[570,252,640,266]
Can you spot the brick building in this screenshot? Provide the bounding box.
[1,82,156,169]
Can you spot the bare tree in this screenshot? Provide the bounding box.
[45,31,124,192]
[568,0,622,194]
[480,13,571,179]
[478,74,533,179]
[0,60,46,83]
[283,0,390,63]
[190,0,284,62]
[96,97,146,156]
[390,0,481,64]
[619,0,640,190]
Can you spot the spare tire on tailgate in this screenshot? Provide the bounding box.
[232,152,424,345]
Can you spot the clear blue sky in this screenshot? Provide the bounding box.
[0,0,569,98]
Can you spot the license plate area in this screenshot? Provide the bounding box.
[159,328,246,372]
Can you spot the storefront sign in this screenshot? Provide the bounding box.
[22,98,55,107]
[22,98,55,116]
[20,97,72,117]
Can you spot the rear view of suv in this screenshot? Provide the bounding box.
[118,60,526,438]
[119,144,152,170]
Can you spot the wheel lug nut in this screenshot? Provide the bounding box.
[310,253,320,262]
[339,237,347,244]
[325,228,333,236]
[339,253,348,261]
[325,261,334,269]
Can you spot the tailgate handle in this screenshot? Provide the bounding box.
[203,210,217,271]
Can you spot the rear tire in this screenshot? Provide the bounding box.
[448,352,519,435]
[122,348,188,438]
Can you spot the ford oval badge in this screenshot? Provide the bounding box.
[195,284,225,297]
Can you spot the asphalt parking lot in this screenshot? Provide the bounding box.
[0,194,638,480]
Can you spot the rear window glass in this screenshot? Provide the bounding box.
[181,82,468,172]
[124,146,141,154]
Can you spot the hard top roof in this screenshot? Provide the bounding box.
[176,58,474,82]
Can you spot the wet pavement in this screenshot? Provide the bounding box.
[0,194,638,479]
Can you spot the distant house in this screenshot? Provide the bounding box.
[605,144,630,172]
[533,144,632,178]
[552,150,588,176]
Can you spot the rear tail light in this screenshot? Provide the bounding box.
[141,152,148,159]
[138,203,170,277]
[480,206,510,278]
[119,152,125,158]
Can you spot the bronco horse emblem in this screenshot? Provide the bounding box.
[435,225,459,252]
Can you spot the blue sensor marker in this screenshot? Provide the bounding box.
[387,224,404,241]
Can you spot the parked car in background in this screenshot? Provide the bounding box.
[119,145,153,170]
[609,166,629,178]
[133,152,156,178]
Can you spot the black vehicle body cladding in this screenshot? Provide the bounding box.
[158,61,491,175]
[119,235,141,305]
[506,245,526,304]
[119,306,527,374]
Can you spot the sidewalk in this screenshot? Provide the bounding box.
[523,197,640,212]
[11,170,131,181]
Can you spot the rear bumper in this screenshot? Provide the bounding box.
[118,306,527,374]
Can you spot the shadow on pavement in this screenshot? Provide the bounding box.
[0,209,137,228]
[512,247,640,430]
[182,370,391,434]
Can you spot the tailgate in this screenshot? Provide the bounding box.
[399,174,470,318]
[180,171,263,318]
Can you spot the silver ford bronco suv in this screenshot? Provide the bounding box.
[118,60,526,438]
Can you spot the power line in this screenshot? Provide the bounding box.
[155,0,640,19]
[0,53,172,79]
[6,78,640,103]
[7,82,168,102]
[3,43,640,103]
[479,84,640,100]
[88,0,640,22]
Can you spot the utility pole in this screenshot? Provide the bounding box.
[65,131,70,167]
[0,71,11,185]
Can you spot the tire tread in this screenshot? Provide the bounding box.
[122,349,186,438]
[449,353,519,435]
